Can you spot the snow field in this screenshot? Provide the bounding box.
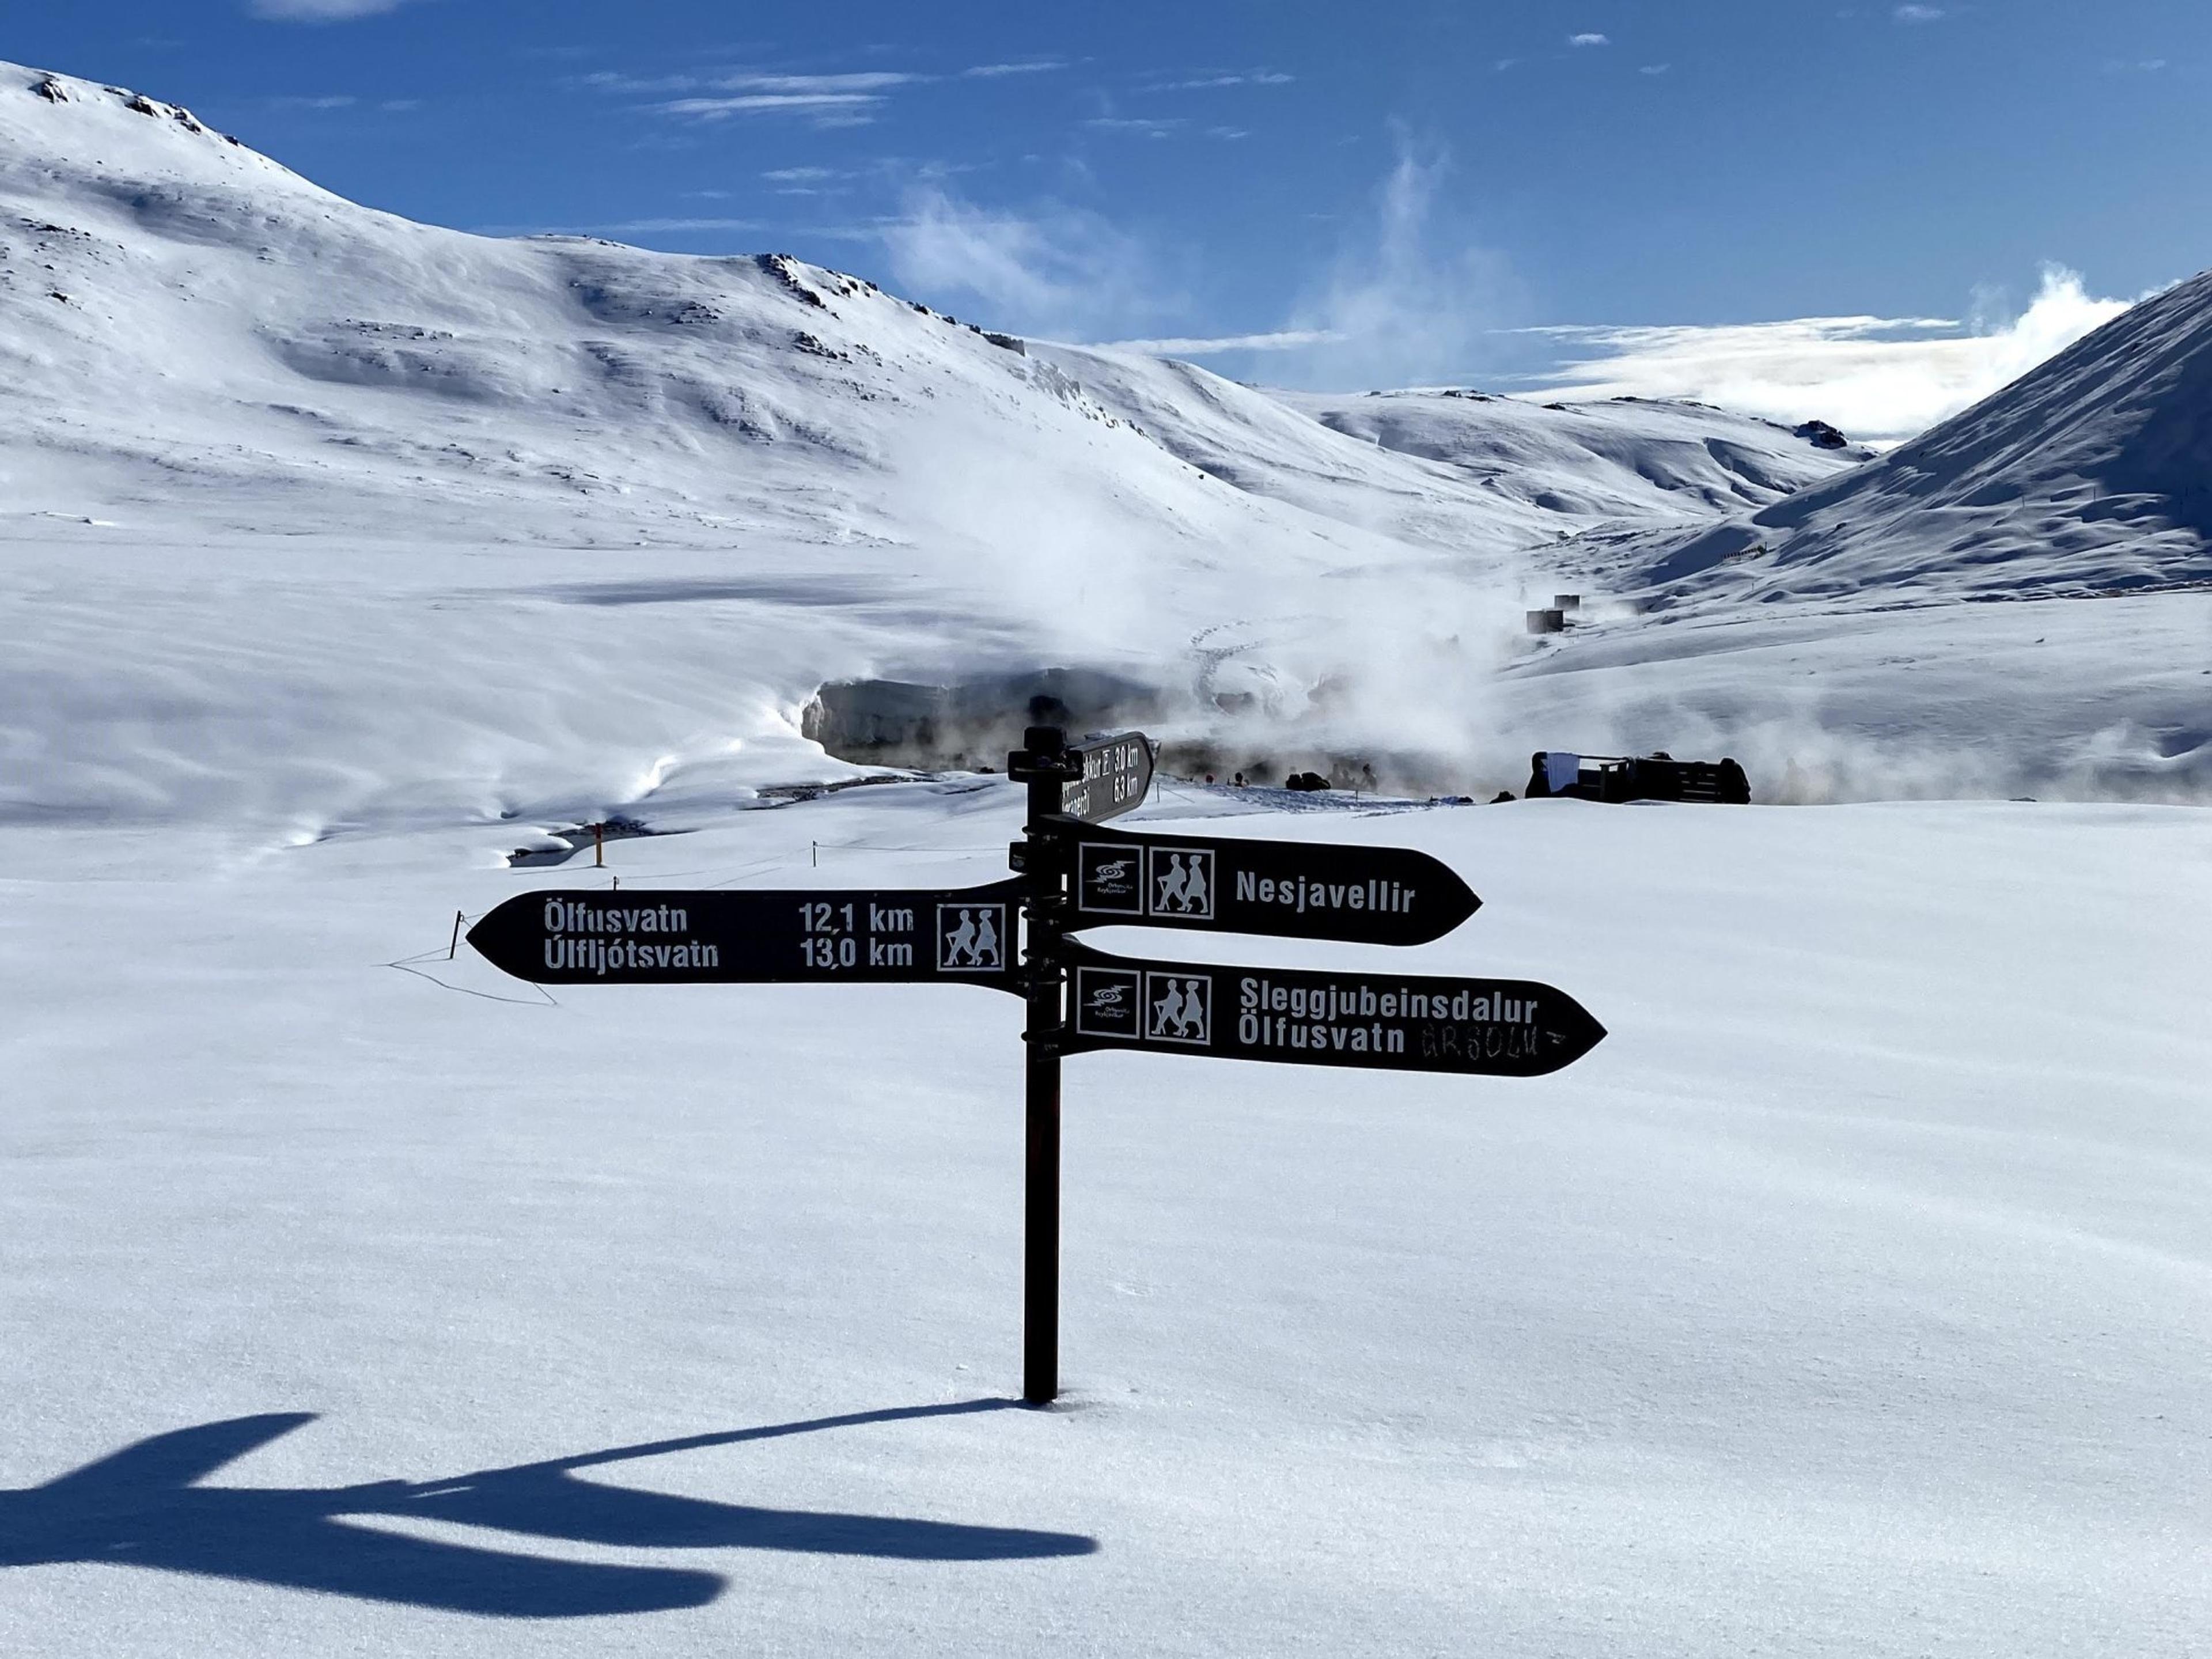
[2,786,2206,1655]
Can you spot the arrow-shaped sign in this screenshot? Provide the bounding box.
[1059,732,1153,825]
[1059,942,1604,1077]
[1070,828,1477,946]
[468,881,1026,992]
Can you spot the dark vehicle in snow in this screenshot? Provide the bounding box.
[1525,751,1751,805]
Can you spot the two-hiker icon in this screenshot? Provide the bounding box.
[940,906,1003,969]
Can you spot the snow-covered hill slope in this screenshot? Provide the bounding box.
[0,62,1846,574]
[1601,270,2212,607]
[1023,349,1864,552]
[1267,385,1872,522]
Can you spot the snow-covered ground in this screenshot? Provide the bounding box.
[3,786,2208,1656]
[3,59,2210,1656]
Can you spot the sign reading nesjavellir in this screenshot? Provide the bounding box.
[461,724,1607,1407]
[1075,828,1476,947]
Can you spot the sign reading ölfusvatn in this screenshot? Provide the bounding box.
[1059,942,1604,1077]
[468,881,1025,992]
[1072,829,1477,946]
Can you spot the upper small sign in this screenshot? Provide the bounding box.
[1059,732,1153,825]
[468,880,1026,993]
[1072,828,1478,947]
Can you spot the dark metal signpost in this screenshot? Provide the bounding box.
[465,725,1605,1406]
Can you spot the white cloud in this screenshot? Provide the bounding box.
[1521,267,2137,441]
[1071,138,1516,389]
[1639,64,1671,75]
[1569,33,1610,47]
[1894,5,1946,20]
[963,60,1066,78]
[657,93,882,123]
[1143,70,1296,90]
[628,69,932,127]
[269,94,358,109]
[1094,328,1343,355]
[1263,138,1518,389]
[249,0,413,17]
[1085,116,1183,137]
[716,73,923,94]
[599,217,766,235]
[876,188,1172,341]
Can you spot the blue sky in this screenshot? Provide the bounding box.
[12,1,2209,418]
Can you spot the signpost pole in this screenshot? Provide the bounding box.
[1010,724,1075,1405]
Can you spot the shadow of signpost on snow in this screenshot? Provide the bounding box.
[0,1400,1093,1618]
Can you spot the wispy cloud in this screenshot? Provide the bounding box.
[1070,136,1518,388]
[876,188,1174,340]
[718,72,925,93]
[657,93,882,124]
[1084,115,1184,138]
[600,217,767,234]
[269,94,358,109]
[1568,32,1610,47]
[1521,267,2137,441]
[963,59,1066,78]
[1094,328,1343,355]
[1266,136,1519,389]
[1893,5,1945,20]
[249,0,415,18]
[474,215,768,239]
[608,67,936,128]
[1639,64,1671,76]
[1142,70,1295,91]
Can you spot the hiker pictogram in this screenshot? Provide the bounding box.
[938,904,1005,971]
[1150,850,1216,919]
[1145,972,1212,1044]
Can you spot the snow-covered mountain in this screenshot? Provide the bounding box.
[2,60,2206,823]
[1601,270,2212,607]
[1,62,1853,569]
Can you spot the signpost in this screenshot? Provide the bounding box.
[464,724,1606,1407]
